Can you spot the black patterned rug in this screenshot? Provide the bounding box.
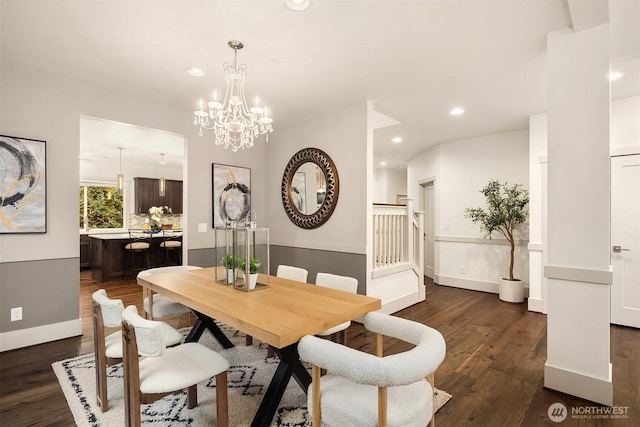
[52,325,451,426]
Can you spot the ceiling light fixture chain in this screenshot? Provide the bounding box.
[194,40,273,152]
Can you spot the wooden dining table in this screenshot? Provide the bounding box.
[137,266,381,426]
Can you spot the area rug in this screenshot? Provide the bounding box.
[53,325,452,426]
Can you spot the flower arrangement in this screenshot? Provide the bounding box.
[148,206,171,232]
[148,206,164,224]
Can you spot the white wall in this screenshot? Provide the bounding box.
[611,96,640,152]
[373,168,407,204]
[265,102,369,254]
[408,130,529,293]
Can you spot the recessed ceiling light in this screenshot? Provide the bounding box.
[283,0,310,11]
[450,107,465,116]
[187,67,205,77]
[609,71,623,81]
[392,137,402,143]
[379,161,387,166]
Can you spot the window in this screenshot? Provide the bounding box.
[80,184,125,231]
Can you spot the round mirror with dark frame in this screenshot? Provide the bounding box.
[281,148,339,229]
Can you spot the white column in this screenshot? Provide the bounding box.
[544,25,613,405]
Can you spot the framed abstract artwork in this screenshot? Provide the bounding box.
[0,135,47,233]
[212,163,251,227]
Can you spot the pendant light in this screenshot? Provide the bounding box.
[158,153,166,197]
[117,147,124,195]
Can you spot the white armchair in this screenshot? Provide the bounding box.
[298,311,446,427]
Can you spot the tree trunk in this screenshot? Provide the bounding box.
[509,238,515,280]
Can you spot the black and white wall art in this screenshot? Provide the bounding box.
[0,135,47,233]
[212,163,251,227]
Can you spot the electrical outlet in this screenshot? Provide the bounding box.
[459,266,466,274]
[11,307,22,321]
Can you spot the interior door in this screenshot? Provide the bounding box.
[611,154,640,327]
[422,182,435,279]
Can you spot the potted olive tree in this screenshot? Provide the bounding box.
[465,180,529,303]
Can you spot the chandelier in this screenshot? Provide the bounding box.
[194,40,273,152]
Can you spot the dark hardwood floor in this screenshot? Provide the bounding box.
[1,271,638,426]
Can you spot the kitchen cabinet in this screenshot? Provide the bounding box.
[134,177,183,214]
[89,233,182,282]
[80,235,90,268]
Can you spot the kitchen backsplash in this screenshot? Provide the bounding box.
[129,214,182,229]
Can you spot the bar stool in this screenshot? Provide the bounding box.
[159,229,182,266]
[124,229,151,282]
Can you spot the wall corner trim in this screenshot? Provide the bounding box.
[544,362,613,406]
[528,242,544,251]
[528,297,544,313]
[544,265,613,285]
[0,318,82,352]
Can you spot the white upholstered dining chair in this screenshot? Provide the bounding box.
[91,289,183,412]
[298,311,446,427]
[276,264,309,282]
[314,272,358,345]
[137,265,202,320]
[121,305,230,427]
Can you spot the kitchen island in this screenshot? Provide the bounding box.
[88,232,182,282]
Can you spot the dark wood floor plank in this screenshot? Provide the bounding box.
[1,271,638,427]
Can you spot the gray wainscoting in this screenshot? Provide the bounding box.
[188,246,367,294]
[0,258,80,332]
[187,247,218,268]
[270,246,366,294]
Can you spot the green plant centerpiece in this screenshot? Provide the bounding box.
[237,256,261,290]
[465,179,529,302]
[238,257,261,274]
[220,254,237,269]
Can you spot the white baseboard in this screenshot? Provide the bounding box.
[0,318,83,352]
[436,275,532,303]
[435,274,500,294]
[371,261,416,279]
[379,292,421,315]
[528,297,544,313]
[544,362,613,406]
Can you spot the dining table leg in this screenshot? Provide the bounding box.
[251,343,312,427]
[184,310,234,349]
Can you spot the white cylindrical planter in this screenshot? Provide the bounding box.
[499,278,524,303]
[249,273,258,290]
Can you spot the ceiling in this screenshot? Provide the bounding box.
[3,1,639,170]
